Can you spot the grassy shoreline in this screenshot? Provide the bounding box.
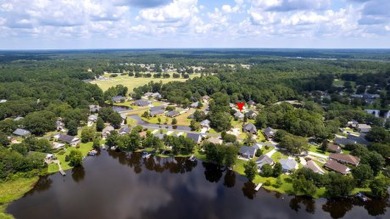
[0,177,39,219]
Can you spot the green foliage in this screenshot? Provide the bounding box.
[209,112,231,132]
[261,164,273,177]
[325,173,355,198]
[96,117,105,132]
[292,176,317,196]
[369,177,390,198]
[80,127,96,143]
[279,133,308,154]
[68,150,83,167]
[189,120,200,131]
[273,162,282,177]
[117,131,142,152]
[164,135,195,155]
[106,131,119,147]
[351,164,374,187]
[98,107,122,128]
[244,160,258,182]
[92,137,100,149]
[66,120,78,136]
[23,111,56,135]
[366,127,390,143]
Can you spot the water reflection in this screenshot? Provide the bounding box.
[71,166,85,183]
[7,150,390,219]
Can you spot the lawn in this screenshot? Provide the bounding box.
[47,142,94,174]
[271,151,288,161]
[90,73,200,92]
[0,177,39,219]
[308,144,330,156]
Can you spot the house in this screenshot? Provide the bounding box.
[166,111,179,118]
[239,146,258,159]
[234,111,244,120]
[329,153,360,166]
[150,106,165,112]
[134,99,151,107]
[102,125,115,138]
[202,95,210,102]
[256,155,274,169]
[347,134,369,146]
[347,120,358,128]
[88,114,98,123]
[190,102,199,108]
[56,119,65,131]
[243,123,257,134]
[245,110,257,119]
[154,133,165,140]
[186,133,202,144]
[112,96,126,103]
[151,92,162,99]
[200,119,211,129]
[57,134,80,146]
[263,127,275,140]
[324,159,350,175]
[13,116,24,122]
[304,160,325,174]
[357,124,371,133]
[206,137,222,145]
[13,128,31,137]
[89,105,101,113]
[327,144,341,153]
[247,100,256,106]
[119,125,131,135]
[334,137,356,146]
[280,158,298,172]
[150,110,165,117]
[52,142,65,150]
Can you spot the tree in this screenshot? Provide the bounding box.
[224,145,238,168]
[369,177,389,198]
[171,118,177,125]
[81,127,95,143]
[292,176,317,196]
[244,160,258,182]
[96,117,105,132]
[366,127,390,143]
[351,164,374,187]
[110,112,123,129]
[0,132,10,147]
[273,162,282,177]
[204,142,224,165]
[362,151,385,176]
[261,164,273,177]
[23,110,56,135]
[279,134,309,154]
[190,120,200,131]
[221,132,237,143]
[325,173,355,197]
[67,120,78,136]
[209,112,231,132]
[92,137,100,149]
[68,150,83,167]
[106,131,118,147]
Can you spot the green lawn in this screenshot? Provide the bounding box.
[271,151,288,161]
[0,177,39,219]
[90,73,200,92]
[308,144,330,156]
[47,142,94,174]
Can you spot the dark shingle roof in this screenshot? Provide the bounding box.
[58,134,76,144]
[256,155,274,168]
[186,133,202,143]
[243,123,257,133]
[239,146,257,158]
[329,153,360,166]
[324,159,349,174]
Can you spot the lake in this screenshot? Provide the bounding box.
[7,150,390,219]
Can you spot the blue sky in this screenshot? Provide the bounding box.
[0,0,389,49]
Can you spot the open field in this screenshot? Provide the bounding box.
[90,73,200,92]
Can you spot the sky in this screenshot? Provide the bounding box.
[0,0,389,49]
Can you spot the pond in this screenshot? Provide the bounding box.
[7,150,390,219]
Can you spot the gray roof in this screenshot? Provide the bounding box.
[150,106,165,112]
[150,110,165,116]
[190,102,199,108]
[234,111,244,118]
[200,119,210,127]
[334,137,356,146]
[243,123,257,133]
[166,111,179,117]
[264,127,275,138]
[256,155,274,168]
[58,134,76,144]
[119,125,131,134]
[347,134,369,145]
[280,158,297,171]
[13,128,31,136]
[186,133,202,143]
[239,146,258,158]
[112,96,125,102]
[134,99,150,106]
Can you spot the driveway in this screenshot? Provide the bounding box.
[308,151,329,159]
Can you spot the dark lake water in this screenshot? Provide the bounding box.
[7,151,390,219]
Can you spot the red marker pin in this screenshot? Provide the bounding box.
[236,102,245,112]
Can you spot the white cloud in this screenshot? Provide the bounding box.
[138,0,198,23]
